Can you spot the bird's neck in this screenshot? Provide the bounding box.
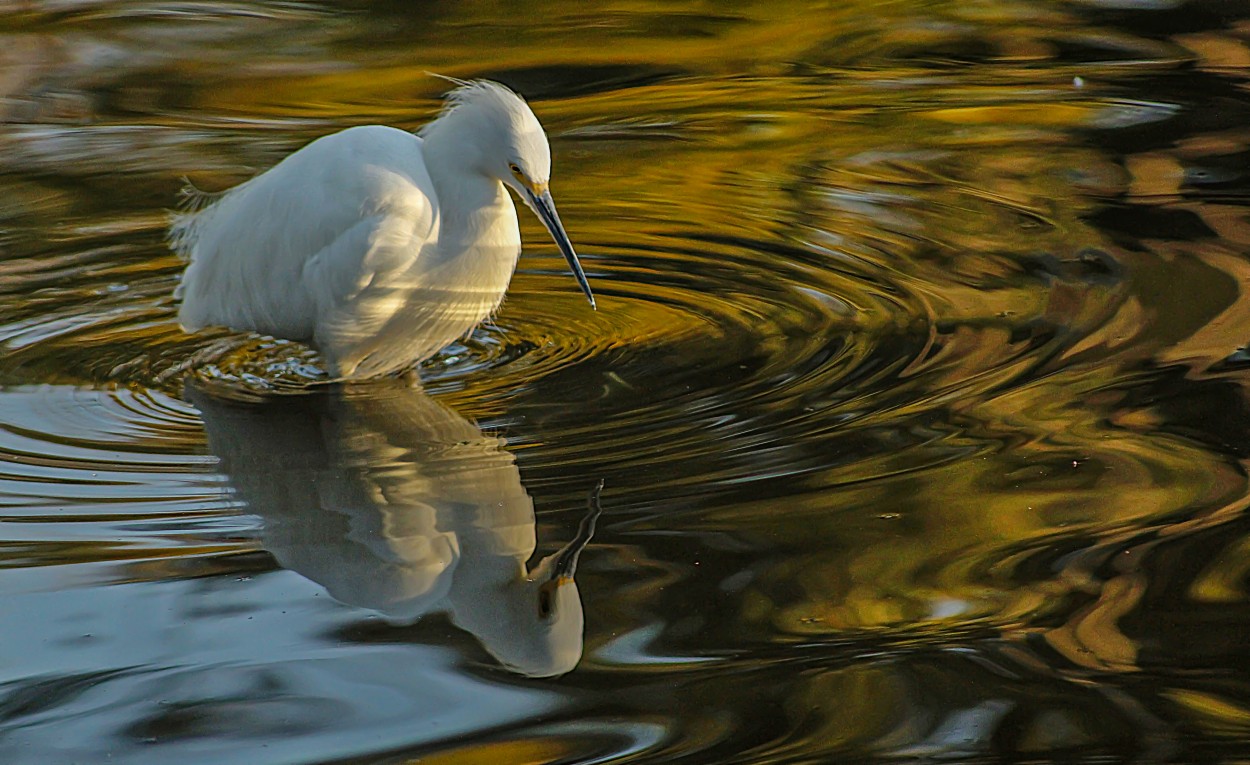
[420,122,511,236]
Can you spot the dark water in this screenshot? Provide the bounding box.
[2,1,1250,762]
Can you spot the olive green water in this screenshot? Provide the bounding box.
[2,1,1250,762]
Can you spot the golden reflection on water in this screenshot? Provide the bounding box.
[0,0,1248,763]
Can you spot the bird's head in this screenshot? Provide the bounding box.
[447,479,603,677]
[429,79,595,308]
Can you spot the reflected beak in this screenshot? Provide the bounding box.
[551,545,581,583]
[526,188,596,309]
[551,480,604,581]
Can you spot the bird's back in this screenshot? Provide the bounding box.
[173,125,437,345]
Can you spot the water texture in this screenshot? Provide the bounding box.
[1,1,1249,762]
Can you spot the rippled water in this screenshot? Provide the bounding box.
[2,1,1250,762]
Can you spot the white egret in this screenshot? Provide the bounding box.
[171,79,594,379]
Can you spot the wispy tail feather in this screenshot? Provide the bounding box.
[177,177,225,212]
[169,178,229,262]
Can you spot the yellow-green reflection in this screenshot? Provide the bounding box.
[0,0,1247,763]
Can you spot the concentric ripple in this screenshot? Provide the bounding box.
[0,384,248,590]
[2,1,1250,761]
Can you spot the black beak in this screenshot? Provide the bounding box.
[526,188,596,309]
[552,480,605,580]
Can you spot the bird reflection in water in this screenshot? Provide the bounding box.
[189,380,602,678]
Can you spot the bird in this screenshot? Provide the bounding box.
[170,79,595,380]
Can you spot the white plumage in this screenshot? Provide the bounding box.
[171,80,594,379]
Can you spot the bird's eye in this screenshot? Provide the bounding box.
[509,163,523,177]
[538,588,552,619]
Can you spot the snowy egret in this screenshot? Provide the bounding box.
[171,79,594,379]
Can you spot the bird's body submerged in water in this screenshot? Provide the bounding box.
[171,80,594,379]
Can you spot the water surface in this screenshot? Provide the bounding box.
[2,1,1250,762]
